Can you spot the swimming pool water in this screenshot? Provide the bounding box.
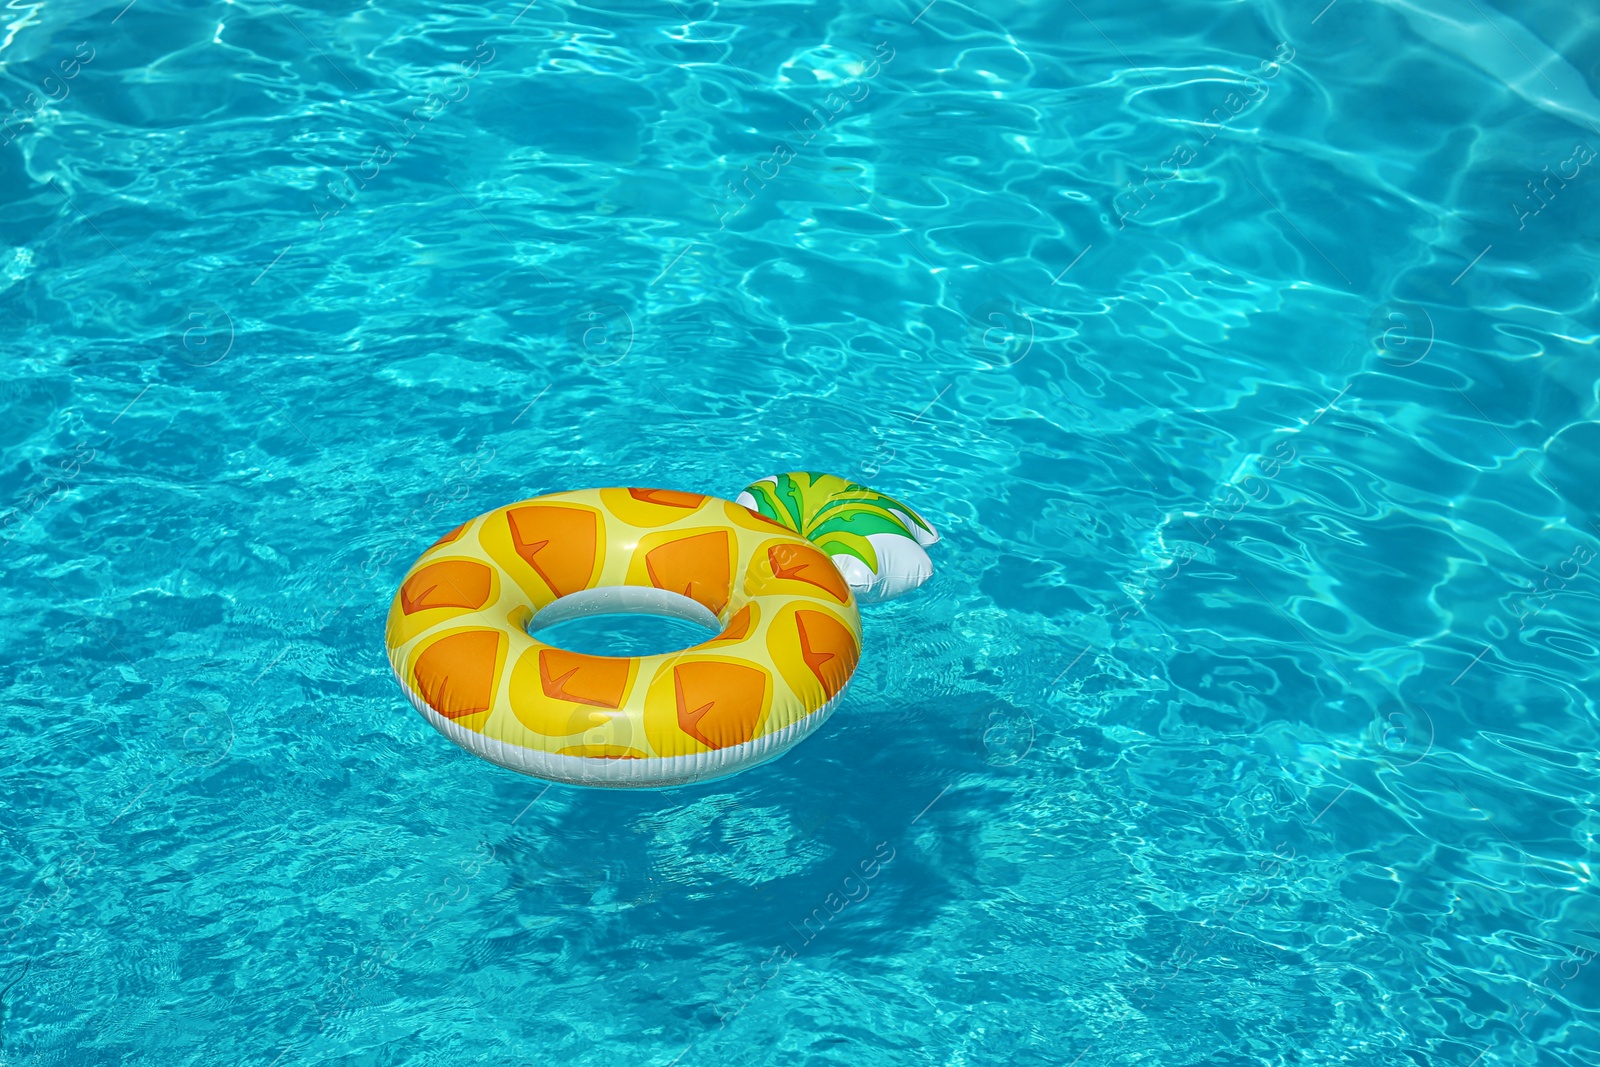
[535,610,721,658]
[2,0,1598,1064]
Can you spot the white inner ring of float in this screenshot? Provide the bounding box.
[525,586,723,643]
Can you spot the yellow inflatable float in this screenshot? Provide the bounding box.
[384,473,939,787]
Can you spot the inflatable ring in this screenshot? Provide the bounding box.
[384,472,939,788]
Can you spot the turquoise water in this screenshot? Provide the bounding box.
[536,611,720,657]
[3,0,1599,1062]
